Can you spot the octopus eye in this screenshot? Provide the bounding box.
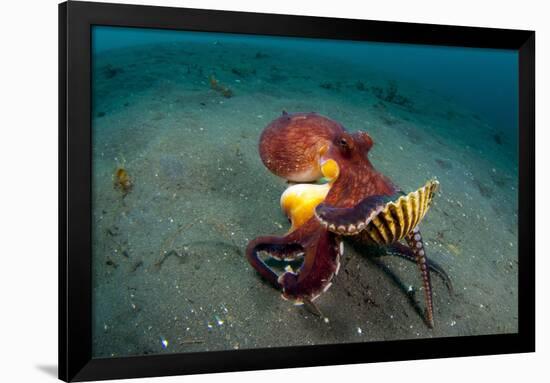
[338,138,348,148]
[335,135,353,155]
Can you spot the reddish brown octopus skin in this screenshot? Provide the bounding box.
[247,112,440,327]
[259,112,345,182]
[246,218,341,303]
[249,112,396,299]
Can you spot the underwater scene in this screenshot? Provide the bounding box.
[91,26,519,357]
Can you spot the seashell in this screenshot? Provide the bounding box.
[358,179,439,245]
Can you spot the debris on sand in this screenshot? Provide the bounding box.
[114,167,132,196]
[209,75,234,98]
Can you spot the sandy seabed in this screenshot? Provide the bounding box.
[91,40,518,357]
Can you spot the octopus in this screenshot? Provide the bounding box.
[246,111,452,328]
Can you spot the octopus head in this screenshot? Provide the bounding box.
[321,130,374,170]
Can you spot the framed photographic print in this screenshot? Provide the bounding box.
[59,1,535,381]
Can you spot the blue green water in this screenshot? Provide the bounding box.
[91,25,518,357]
[93,26,518,136]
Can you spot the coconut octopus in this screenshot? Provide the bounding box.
[246,112,451,328]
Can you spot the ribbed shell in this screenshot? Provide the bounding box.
[358,179,439,245]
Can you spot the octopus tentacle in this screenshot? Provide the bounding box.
[278,230,341,303]
[317,180,438,242]
[315,195,393,235]
[247,221,342,303]
[246,235,304,289]
[368,255,428,323]
[387,242,453,294]
[404,227,435,328]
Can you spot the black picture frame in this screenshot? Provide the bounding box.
[59,1,535,381]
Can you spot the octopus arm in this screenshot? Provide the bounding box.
[278,229,341,302]
[315,195,393,236]
[387,242,453,294]
[246,235,304,289]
